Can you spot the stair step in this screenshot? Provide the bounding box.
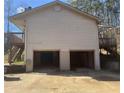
[8,45,24,64]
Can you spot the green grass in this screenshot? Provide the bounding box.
[13,61,25,65]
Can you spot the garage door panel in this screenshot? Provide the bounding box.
[70,51,94,70]
[33,51,60,70]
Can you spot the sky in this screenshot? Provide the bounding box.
[4,0,67,32]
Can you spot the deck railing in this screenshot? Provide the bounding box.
[5,32,24,45]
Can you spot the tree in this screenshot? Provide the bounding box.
[68,0,120,27]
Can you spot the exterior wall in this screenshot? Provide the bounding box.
[25,4,100,72]
[60,50,70,70]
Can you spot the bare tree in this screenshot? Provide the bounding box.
[68,0,120,27]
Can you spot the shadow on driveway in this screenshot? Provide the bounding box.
[4,64,120,81]
[4,76,21,81]
[33,68,120,81]
[4,64,26,74]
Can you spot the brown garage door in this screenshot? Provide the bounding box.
[70,51,94,70]
[33,51,59,70]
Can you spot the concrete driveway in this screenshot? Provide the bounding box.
[4,69,120,93]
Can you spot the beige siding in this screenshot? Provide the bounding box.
[25,4,100,71]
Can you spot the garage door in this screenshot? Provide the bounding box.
[33,51,59,70]
[70,51,94,70]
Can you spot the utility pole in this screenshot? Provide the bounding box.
[7,0,10,49]
[7,0,12,65]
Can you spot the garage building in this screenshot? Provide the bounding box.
[10,0,100,72]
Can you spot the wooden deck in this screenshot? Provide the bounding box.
[8,32,24,45]
[5,32,24,64]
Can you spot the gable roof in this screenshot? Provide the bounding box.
[10,0,99,21]
[10,0,100,31]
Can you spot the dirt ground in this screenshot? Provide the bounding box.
[4,69,120,93]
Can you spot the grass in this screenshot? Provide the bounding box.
[4,54,25,65]
[13,61,25,65]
